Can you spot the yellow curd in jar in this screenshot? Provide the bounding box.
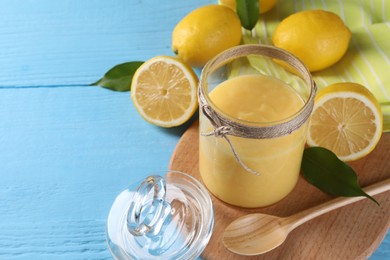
[199,74,308,208]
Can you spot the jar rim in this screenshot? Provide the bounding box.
[199,44,316,128]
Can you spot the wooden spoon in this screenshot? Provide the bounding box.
[223,178,390,256]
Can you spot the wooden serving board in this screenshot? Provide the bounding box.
[169,121,390,260]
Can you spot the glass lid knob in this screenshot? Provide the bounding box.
[106,171,214,259]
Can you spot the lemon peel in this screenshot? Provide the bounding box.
[172,5,242,67]
[272,10,351,72]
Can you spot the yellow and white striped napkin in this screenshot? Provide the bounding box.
[241,0,390,131]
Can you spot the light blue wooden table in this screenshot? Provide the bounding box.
[0,0,388,259]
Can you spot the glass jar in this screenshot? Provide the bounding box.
[199,44,316,208]
[106,171,214,259]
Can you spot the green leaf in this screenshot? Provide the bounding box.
[302,147,379,205]
[90,61,143,92]
[236,0,259,30]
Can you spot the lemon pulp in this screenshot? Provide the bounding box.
[307,82,383,161]
[131,56,198,128]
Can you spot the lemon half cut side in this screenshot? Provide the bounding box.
[307,83,383,161]
[131,56,198,128]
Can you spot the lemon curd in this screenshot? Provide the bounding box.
[199,74,308,208]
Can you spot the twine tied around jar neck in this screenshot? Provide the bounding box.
[198,44,317,175]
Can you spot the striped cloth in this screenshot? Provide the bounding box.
[240,0,390,131]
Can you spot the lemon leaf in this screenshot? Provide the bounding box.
[91,61,143,92]
[236,0,259,30]
[301,147,379,205]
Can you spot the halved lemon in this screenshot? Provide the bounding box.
[131,56,198,128]
[307,82,383,161]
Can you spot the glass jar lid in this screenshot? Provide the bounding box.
[106,170,214,259]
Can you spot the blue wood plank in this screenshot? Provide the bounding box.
[0,85,194,259]
[0,1,213,258]
[0,85,186,217]
[0,221,110,259]
[0,0,213,87]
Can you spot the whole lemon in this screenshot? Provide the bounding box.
[172,5,242,67]
[219,0,277,14]
[272,10,351,72]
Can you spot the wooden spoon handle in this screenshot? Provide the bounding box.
[284,178,390,232]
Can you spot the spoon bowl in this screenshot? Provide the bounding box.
[223,178,390,256]
[223,213,289,255]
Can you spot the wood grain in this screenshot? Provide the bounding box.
[0,0,212,87]
[169,121,390,260]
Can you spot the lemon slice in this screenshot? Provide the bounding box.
[307,82,383,161]
[131,56,198,128]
